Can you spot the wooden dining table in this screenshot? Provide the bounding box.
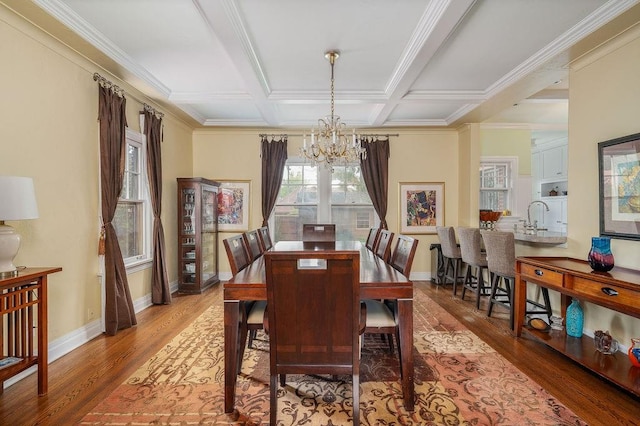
[223,240,415,413]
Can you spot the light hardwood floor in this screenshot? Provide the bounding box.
[0,281,638,425]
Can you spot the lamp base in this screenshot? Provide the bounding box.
[0,223,21,278]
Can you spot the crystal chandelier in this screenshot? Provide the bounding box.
[301,51,366,168]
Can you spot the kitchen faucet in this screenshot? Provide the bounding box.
[522,200,550,233]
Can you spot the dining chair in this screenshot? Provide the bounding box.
[374,229,394,262]
[457,227,491,309]
[436,226,463,293]
[257,226,273,251]
[480,230,552,329]
[243,229,263,261]
[365,227,380,252]
[363,234,418,356]
[223,234,265,351]
[302,223,336,242]
[264,251,363,425]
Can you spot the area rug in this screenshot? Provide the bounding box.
[80,289,585,425]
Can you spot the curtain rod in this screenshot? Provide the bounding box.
[93,72,164,119]
[259,133,399,138]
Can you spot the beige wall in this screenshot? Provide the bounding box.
[193,128,459,278]
[0,6,191,341]
[480,128,532,176]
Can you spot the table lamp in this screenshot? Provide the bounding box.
[0,176,39,278]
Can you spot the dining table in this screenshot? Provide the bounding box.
[223,240,415,413]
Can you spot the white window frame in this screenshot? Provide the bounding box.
[479,156,518,214]
[270,157,378,238]
[116,128,152,271]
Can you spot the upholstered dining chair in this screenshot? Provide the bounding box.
[375,229,394,262]
[365,227,380,252]
[436,226,463,293]
[243,229,263,261]
[457,227,491,309]
[480,230,552,329]
[223,234,265,350]
[257,226,273,251]
[264,251,363,425]
[363,234,418,355]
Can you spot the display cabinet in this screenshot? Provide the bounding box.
[177,178,220,293]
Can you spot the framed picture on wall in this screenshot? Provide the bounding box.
[216,180,251,232]
[399,182,444,234]
[598,133,640,241]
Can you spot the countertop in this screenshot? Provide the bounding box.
[513,230,567,244]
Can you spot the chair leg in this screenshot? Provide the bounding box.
[270,374,277,425]
[475,266,484,310]
[487,273,499,317]
[352,373,360,426]
[452,258,461,295]
[248,329,256,348]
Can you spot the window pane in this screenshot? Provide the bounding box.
[331,206,375,242]
[114,201,143,258]
[273,205,317,241]
[480,190,508,211]
[127,144,139,173]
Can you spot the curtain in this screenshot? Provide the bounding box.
[142,109,171,304]
[98,85,137,335]
[360,137,390,229]
[261,136,288,226]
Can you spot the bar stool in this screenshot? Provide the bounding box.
[457,227,491,309]
[480,231,552,329]
[436,226,463,294]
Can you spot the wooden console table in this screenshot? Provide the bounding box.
[0,267,61,396]
[514,257,640,397]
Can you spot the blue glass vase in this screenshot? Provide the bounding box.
[588,237,614,272]
[566,299,584,338]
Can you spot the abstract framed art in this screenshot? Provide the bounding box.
[598,133,640,240]
[216,180,251,232]
[399,182,444,234]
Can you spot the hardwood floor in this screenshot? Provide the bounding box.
[1,281,638,425]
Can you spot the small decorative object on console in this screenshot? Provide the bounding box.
[594,330,618,354]
[629,338,640,367]
[588,236,614,272]
[565,299,584,338]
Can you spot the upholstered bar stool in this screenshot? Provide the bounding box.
[480,230,552,329]
[436,226,463,293]
[457,227,491,309]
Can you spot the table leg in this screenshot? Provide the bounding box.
[513,274,526,337]
[224,300,240,413]
[397,298,414,411]
[38,276,48,396]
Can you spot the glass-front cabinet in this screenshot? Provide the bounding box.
[177,177,220,293]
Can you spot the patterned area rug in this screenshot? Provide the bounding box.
[80,290,585,425]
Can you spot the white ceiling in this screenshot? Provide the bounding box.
[23,0,640,130]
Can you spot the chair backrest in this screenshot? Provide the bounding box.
[223,234,251,276]
[457,227,486,266]
[436,226,461,259]
[243,229,263,261]
[258,226,273,251]
[375,229,394,262]
[265,251,360,375]
[389,234,419,276]
[302,223,336,242]
[480,230,516,278]
[365,227,380,251]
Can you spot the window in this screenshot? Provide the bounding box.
[271,159,378,242]
[112,128,151,266]
[479,157,516,212]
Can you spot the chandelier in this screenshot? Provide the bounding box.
[300,51,366,168]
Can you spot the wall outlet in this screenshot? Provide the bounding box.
[87,308,96,321]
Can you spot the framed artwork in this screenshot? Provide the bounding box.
[399,182,444,234]
[598,133,640,240]
[216,180,251,232]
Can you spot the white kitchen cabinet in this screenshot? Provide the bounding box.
[540,197,567,233]
[541,144,567,180]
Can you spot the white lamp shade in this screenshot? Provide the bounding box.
[0,176,39,220]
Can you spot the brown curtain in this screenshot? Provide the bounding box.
[142,109,171,304]
[98,85,137,335]
[261,136,288,226]
[360,137,390,229]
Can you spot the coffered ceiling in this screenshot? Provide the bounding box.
[11,0,640,130]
